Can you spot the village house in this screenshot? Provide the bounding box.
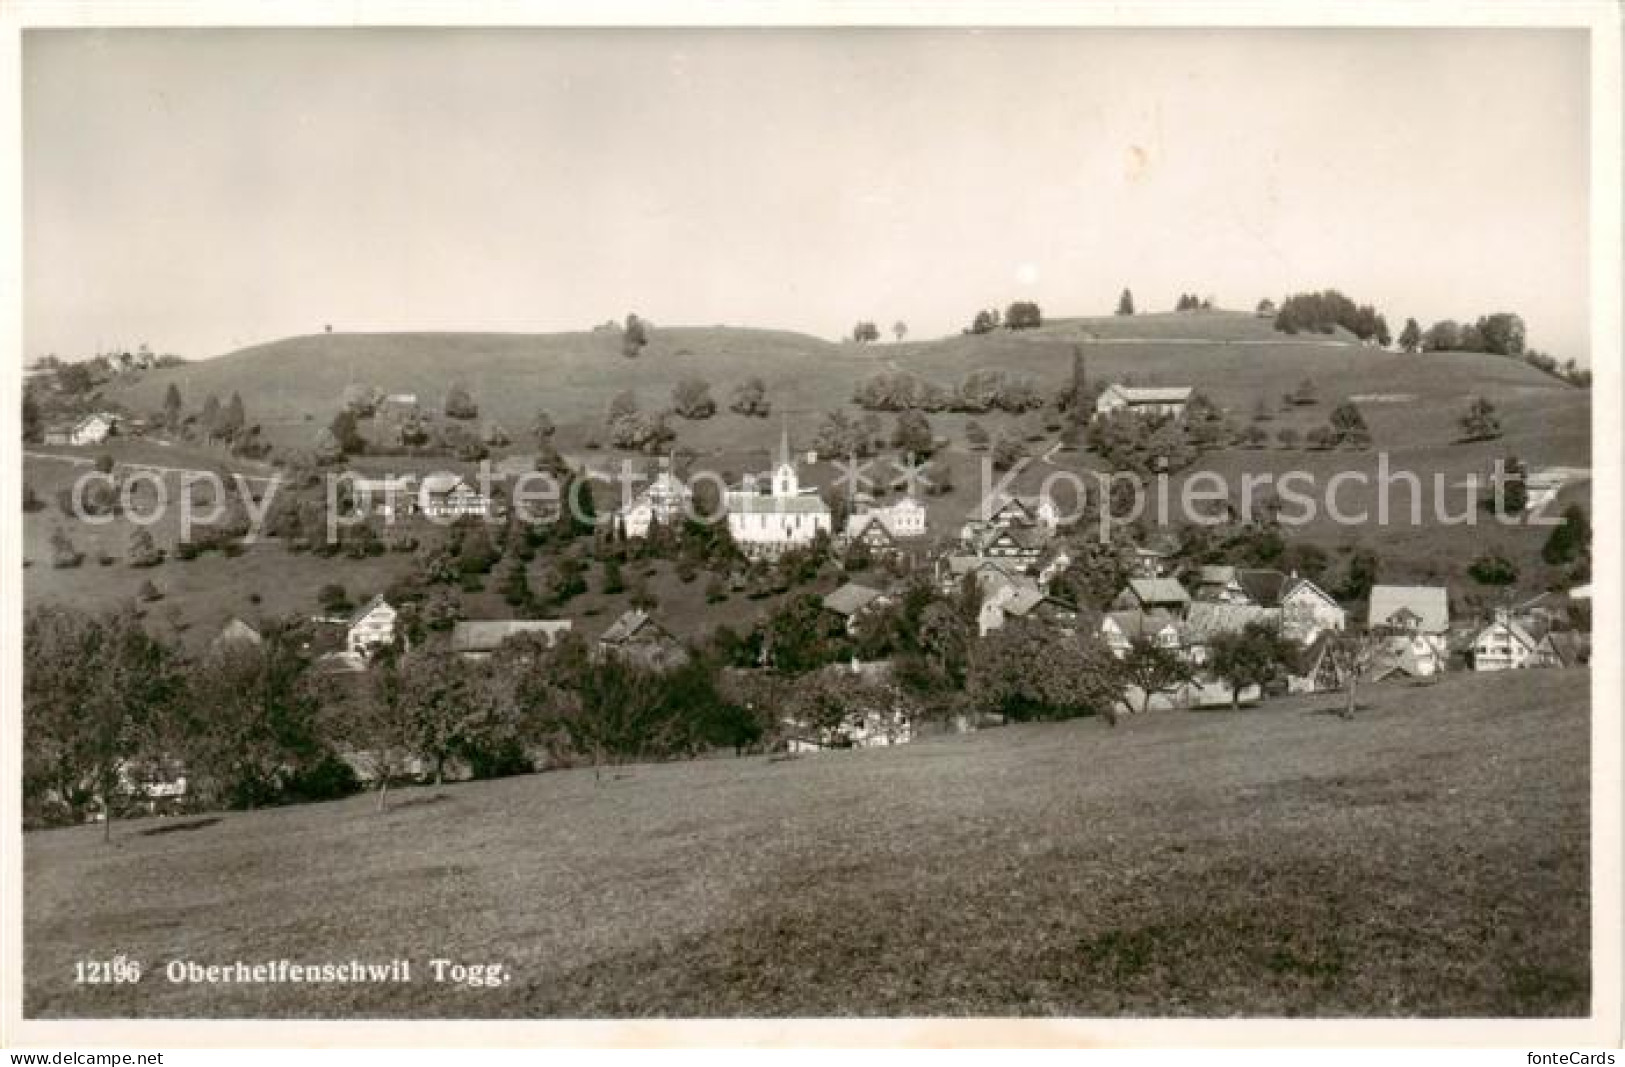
[1193,565,1251,604]
[1467,611,1560,672]
[846,494,927,540]
[1112,577,1192,616]
[597,609,688,669]
[723,424,833,557]
[1368,584,1452,677]
[346,595,398,662]
[822,582,891,635]
[43,411,119,447]
[212,616,264,649]
[1094,384,1193,419]
[1100,609,1186,659]
[418,472,492,520]
[1128,538,1179,579]
[350,474,418,519]
[843,514,903,560]
[1182,601,1282,666]
[1276,575,1347,642]
[450,619,574,661]
[619,471,694,539]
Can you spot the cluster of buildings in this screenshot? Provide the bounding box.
[42,410,120,447]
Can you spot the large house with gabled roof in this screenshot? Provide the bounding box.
[724,423,832,557]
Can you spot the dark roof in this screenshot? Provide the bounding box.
[598,609,673,646]
[823,583,887,617]
[1235,568,1290,607]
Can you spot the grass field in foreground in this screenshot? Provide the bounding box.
[24,669,1589,1019]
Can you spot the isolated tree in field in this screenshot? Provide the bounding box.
[607,390,640,425]
[1005,301,1043,330]
[990,432,1027,472]
[162,382,183,429]
[200,394,222,439]
[892,321,908,343]
[1374,316,1392,348]
[23,606,182,838]
[444,382,478,420]
[1476,312,1527,357]
[728,377,771,418]
[1542,504,1591,566]
[1398,317,1423,354]
[1328,400,1371,448]
[1256,297,1276,317]
[1120,635,1195,713]
[221,392,247,442]
[1495,455,1529,515]
[1275,426,1300,450]
[1425,320,1463,352]
[531,409,556,445]
[1117,289,1135,316]
[49,527,82,569]
[1207,620,1295,709]
[93,452,115,475]
[852,321,880,344]
[127,528,164,568]
[964,420,990,451]
[1468,549,1518,586]
[622,313,649,358]
[1291,378,1320,406]
[891,409,935,457]
[1336,546,1381,603]
[1323,631,1387,720]
[1458,396,1502,442]
[671,376,717,420]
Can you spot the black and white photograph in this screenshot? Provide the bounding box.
[2,1,1620,1052]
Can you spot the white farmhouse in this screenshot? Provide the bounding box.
[418,473,491,519]
[845,495,927,540]
[724,424,832,557]
[44,412,119,447]
[620,471,693,539]
[1468,613,1557,672]
[346,595,398,661]
[1094,384,1193,419]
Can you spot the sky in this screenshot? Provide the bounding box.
[23,27,1590,362]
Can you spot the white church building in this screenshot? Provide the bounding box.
[724,423,833,557]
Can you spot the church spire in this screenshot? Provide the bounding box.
[773,416,798,496]
[778,415,791,468]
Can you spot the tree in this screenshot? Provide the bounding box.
[199,394,221,439]
[1468,550,1518,586]
[1275,426,1300,450]
[1116,289,1135,316]
[1424,320,1462,352]
[444,383,478,420]
[162,382,183,430]
[891,409,935,457]
[1291,378,1320,406]
[892,321,907,343]
[608,411,675,454]
[317,582,351,614]
[764,594,847,675]
[967,618,1122,722]
[671,377,717,420]
[342,382,383,417]
[991,432,1027,472]
[966,308,999,335]
[728,377,771,418]
[22,389,41,442]
[1398,317,1423,353]
[1322,632,1387,720]
[1206,621,1295,709]
[220,392,247,442]
[1328,400,1371,448]
[1497,455,1528,515]
[1337,546,1380,602]
[623,313,649,358]
[1120,636,1196,713]
[1458,396,1502,442]
[176,623,328,809]
[93,453,115,475]
[1542,504,1591,566]
[1005,301,1043,330]
[1256,297,1276,317]
[965,420,990,451]
[127,528,164,568]
[852,321,880,344]
[23,606,183,838]
[363,640,503,796]
[1476,312,1527,357]
[327,409,365,455]
[532,409,556,445]
[49,527,82,569]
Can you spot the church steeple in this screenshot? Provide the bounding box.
[772,416,798,496]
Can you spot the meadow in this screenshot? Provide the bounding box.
[23,668,1590,1019]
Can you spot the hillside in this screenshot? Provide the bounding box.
[24,669,1589,1018]
[102,312,1587,462]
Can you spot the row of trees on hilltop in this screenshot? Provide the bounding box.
[964,301,1043,335]
[1273,289,1391,345]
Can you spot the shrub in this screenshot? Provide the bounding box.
[1468,550,1518,586]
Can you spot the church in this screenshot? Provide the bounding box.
[724,423,833,557]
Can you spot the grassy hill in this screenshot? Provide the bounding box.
[24,668,1589,1018]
